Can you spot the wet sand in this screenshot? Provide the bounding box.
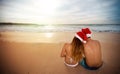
[0,32,120,74]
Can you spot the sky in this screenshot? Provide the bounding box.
[0,0,120,24]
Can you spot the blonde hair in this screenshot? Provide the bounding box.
[71,37,84,62]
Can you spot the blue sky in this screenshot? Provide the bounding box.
[0,0,120,24]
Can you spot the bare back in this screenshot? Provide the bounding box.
[84,39,102,67]
[61,43,78,65]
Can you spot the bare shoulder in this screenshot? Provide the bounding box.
[84,40,101,49]
[64,43,70,45]
[64,43,71,51]
[94,40,101,45]
[63,43,70,48]
[64,43,70,47]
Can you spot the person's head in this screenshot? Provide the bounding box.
[71,31,87,62]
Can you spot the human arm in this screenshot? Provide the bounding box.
[60,43,67,57]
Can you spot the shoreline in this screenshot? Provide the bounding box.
[0,24,120,33]
[0,31,120,43]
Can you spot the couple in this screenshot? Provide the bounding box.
[60,28,102,70]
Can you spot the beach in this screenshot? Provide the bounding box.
[0,31,120,74]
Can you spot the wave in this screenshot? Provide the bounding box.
[0,24,120,32]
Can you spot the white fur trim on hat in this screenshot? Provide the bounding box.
[83,41,86,43]
[86,34,91,37]
[75,34,86,43]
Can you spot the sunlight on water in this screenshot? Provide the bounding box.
[44,25,55,30]
[45,33,54,38]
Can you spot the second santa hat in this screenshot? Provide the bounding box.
[82,28,92,38]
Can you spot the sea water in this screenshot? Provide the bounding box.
[0,24,120,32]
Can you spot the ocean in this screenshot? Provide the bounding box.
[0,24,120,32]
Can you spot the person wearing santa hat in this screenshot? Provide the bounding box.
[80,28,103,70]
[60,31,87,67]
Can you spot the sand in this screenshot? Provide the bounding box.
[0,31,120,74]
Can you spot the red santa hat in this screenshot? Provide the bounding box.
[82,28,92,38]
[75,31,87,43]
